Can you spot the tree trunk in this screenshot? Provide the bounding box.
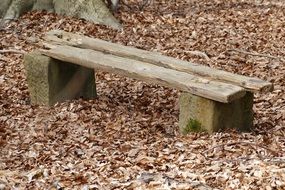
[0,0,121,29]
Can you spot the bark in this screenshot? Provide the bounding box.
[0,0,121,29]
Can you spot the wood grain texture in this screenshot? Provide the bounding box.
[39,44,246,103]
[44,30,273,93]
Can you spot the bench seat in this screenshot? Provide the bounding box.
[23,30,273,134]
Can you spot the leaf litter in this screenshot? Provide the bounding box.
[0,0,284,189]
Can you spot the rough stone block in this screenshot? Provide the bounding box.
[24,52,96,106]
[179,92,253,134]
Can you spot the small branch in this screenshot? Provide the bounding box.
[0,49,26,54]
[202,141,278,156]
[264,157,285,164]
[202,142,240,154]
[139,0,151,11]
[226,49,284,61]
[209,156,285,164]
[186,50,211,61]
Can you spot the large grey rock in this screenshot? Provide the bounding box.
[24,52,96,106]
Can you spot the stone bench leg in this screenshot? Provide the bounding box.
[179,92,253,134]
[24,52,96,106]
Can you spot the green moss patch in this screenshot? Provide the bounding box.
[183,118,203,134]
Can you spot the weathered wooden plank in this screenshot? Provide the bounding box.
[44,30,273,93]
[39,44,246,103]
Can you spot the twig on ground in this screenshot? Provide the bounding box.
[0,49,26,54]
[210,156,285,164]
[193,154,285,166]
[264,157,285,164]
[226,49,285,62]
[139,0,151,11]
[186,50,211,61]
[202,141,278,156]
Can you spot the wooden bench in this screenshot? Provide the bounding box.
[24,30,273,134]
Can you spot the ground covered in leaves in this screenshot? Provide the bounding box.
[0,0,284,189]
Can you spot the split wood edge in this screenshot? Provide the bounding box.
[39,44,246,103]
[43,30,273,93]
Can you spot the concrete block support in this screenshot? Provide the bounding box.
[24,52,96,106]
[179,92,253,134]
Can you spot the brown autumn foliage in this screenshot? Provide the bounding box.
[0,0,284,189]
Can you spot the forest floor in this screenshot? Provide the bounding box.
[0,0,284,189]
